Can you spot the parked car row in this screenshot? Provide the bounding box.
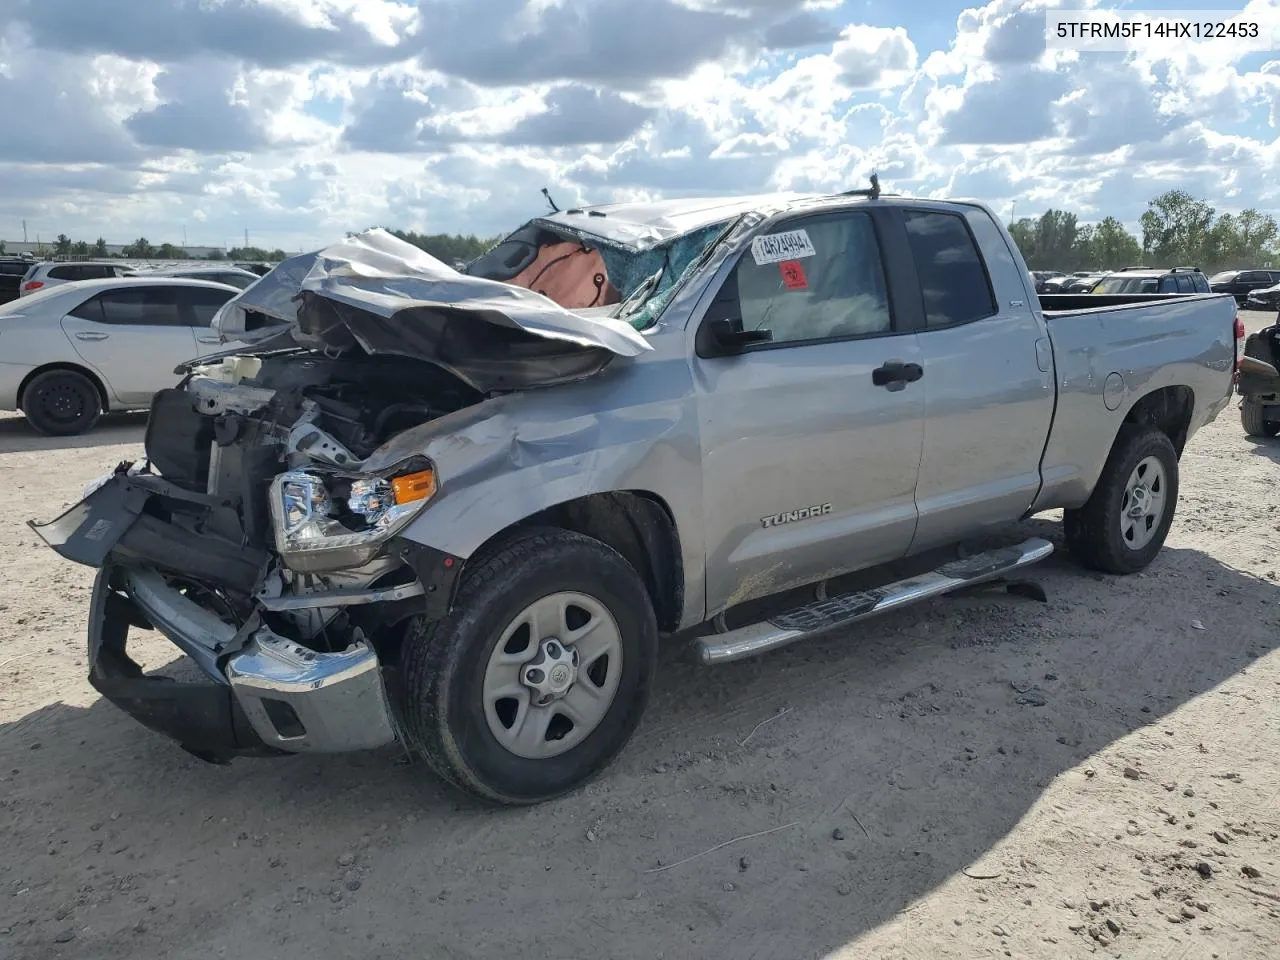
[0,276,244,434]
[1031,265,1279,305]
[18,261,260,297]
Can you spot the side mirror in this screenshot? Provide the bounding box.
[709,318,772,352]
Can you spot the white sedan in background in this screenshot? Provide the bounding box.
[0,277,240,435]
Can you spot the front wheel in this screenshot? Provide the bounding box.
[1241,399,1280,438]
[399,528,658,805]
[1064,425,1179,575]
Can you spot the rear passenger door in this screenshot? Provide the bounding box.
[893,205,1056,552]
[59,286,203,405]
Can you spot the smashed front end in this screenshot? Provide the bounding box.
[28,228,656,763]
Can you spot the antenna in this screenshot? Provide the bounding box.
[840,172,882,200]
[541,187,560,213]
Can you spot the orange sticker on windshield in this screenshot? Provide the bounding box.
[780,259,808,290]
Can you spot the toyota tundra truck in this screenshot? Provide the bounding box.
[32,186,1240,804]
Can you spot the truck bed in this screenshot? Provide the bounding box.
[1038,292,1218,315]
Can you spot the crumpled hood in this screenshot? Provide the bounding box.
[209,228,652,392]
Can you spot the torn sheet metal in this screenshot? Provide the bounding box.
[210,229,653,367]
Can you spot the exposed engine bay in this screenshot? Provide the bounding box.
[119,349,482,645]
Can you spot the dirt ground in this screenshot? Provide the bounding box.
[2,312,1278,960]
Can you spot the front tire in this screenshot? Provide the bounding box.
[1241,398,1280,438]
[400,528,658,805]
[1064,425,1179,575]
[22,369,102,436]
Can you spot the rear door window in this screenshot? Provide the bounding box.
[183,286,237,326]
[1192,274,1209,293]
[1175,275,1194,293]
[902,211,997,328]
[91,286,187,326]
[47,265,82,281]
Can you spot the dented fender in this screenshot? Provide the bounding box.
[364,326,710,630]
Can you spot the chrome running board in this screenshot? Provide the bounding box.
[694,537,1054,665]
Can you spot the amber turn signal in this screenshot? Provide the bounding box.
[391,469,437,505]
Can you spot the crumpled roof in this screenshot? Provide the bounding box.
[211,228,652,358]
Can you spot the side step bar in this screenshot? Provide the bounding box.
[694,537,1054,666]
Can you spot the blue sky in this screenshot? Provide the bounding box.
[0,0,1277,251]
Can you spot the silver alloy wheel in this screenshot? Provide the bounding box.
[482,591,624,760]
[1120,455,1167,550]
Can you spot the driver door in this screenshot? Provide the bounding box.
[691,208,927,615]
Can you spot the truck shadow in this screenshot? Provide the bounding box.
[1,518,1276,960]
[0,413,147,453]
[1245,435,1280,464]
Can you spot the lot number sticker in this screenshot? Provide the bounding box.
[751,229,816,266]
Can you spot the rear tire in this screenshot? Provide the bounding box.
[399,528,658,805]
[1064,425,1178,575]
[21,369,102,436]
[1240,399,1280,438]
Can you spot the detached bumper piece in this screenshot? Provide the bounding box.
[90,565,397,762]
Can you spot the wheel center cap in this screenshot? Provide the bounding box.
[1129,487,1150,517]
[521,638,579,704]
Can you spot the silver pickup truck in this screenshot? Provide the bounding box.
[33,187,1240,804]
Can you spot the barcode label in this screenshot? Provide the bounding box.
[750,229,816,265]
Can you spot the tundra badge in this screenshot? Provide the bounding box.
[761,503,833,529]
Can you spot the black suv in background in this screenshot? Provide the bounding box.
[1210,269,1280,305]
[0,257,33,304]
[1092,266,1211,295]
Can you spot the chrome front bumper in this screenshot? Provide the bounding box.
[125,567,396,754]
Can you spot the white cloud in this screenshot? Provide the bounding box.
[0,0,1276,251]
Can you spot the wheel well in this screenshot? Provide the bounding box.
[18,363,110,413]
[1123,386,1194,456]
[472,492,685,633]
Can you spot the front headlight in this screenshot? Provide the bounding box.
[269,460,438,572]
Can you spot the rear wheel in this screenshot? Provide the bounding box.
[1240,399,1280,438]
[399,528,658,805]
[21,369,102,436]
[1064,425,1178,575]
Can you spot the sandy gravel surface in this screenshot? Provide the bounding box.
[1,314,1278,960]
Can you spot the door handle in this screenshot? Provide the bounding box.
[196,335,221,344]
[74,332,109,341]
[872,361,924,388]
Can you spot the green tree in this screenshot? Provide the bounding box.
[1209,209,1278,268]
[206,248,227,260]
[93,237,108,257]
[1008,218,1039,265]
[1033,210,1079,269]
[383,229,500,265]
[0,240,6,255]
[1140,190,1216,267]
[156,242,186,260]
[123,237,155,259]
[1084,216,1142,269]
[71,240,90,257]
[267,249,288,262]
[226,246,270,261]
[54,233,72,257]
